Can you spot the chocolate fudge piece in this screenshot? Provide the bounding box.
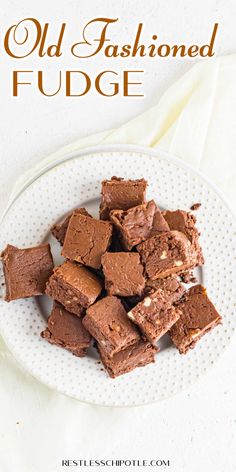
[41,301,91,357]
[1,243,54,301]
[100,176,147,220]
[125,277,184,310]
[163,210,204,265]
[145,276,184,304]
[83,296,140,356]
[51,208,91,245]
[110,200,156,250]
[62,213,112,269]
[97,340,159,378]
[169,285,222,354]
[149,206,170,237]
[101,252,145,297]
[137,230,196,280]
[45,261,103,316]
[127,289,181,343]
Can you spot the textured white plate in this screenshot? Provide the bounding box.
[0,146,236,407]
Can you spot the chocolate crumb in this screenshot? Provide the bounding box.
[190,275,198,283]
[190,203,201,211]
[180,271,197,284]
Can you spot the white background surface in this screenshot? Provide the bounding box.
[0,1,236,471]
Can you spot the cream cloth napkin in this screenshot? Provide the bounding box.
[1,54,236,472]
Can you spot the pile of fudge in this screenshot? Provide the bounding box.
[1,177,222,378]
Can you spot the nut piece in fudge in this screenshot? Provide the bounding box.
[51,208,91,246]
[45,261,103,316]
[1,243,54,301]
[83,296,140,356]
[169,284,222,354]
[127,289,181,343]
[62,212,112,269]
[163,209,204,265]
[41,301,91,357]
[101,252,145,297]
[99,176,147,220]
[146,276,184,304]
[137,230,196,280]
[97,340,159,378]
[110,200,157,250]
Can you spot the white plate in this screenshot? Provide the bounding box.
[0,145,235,407]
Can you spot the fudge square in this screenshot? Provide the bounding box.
[99,176,147,220]
[137,230,195,280]
[62,212,112,269]
[83,296,140,357]
[45,261,103,316]
[110,200,157,250]
[163,209,204,265]
[127,289,181,343]
[145,276,184,304]
[169,285,222,354]
[51,208,90,246]
[1,243,54,301]
[97,340,159,378]
[41,301,91,357]
[101,252,145,297]
[110,200,169,250]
